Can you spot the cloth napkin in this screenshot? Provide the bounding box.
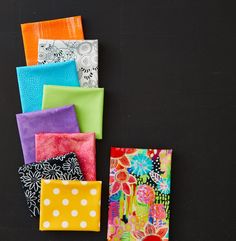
[38,40,98,88]
[18,153,84,217]
[42,86,104,139]
[35,133,96,181]
[21,16,84,65]
[40,179,102,231]
[107,147,172,241]
[16,105,79,164]
[16,60,79,113]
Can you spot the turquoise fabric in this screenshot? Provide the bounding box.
[16,60,80,112]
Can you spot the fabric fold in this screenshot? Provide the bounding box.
[107,147,172,241]
[40,179,102,231]
[42,86,104,139]
[35,132,96,180]
[21,16,84,65]
[16,60,79,112]
[38,40,98,88]
[18,153,84,217]
[16,105,79,164]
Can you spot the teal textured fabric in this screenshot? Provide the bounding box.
[16,60,80,112]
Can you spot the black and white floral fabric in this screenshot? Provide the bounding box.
[38,39,98,88]
[18,152,84,217]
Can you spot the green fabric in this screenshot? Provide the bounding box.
[42,86,104,139]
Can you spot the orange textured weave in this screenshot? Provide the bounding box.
[21,16,84,65]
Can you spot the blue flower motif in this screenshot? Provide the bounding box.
[157,177,170,194]
[130,153,153,176]
[110,191,121,201]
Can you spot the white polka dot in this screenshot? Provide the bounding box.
[62,198,69,206]
[44,180,51,184]
[62,180,69,185]
[71,210,78,217]
[61,221,69,228]
[80,221,87,228]
[90,189,97,195]
[53,210,60,217]
[44,199,50,206]
[71,188,79,195]
[81,199,87,206]
[53,188,60,195]
[81,181,88,185]
[90,210,96,217]
[43,221,50,228]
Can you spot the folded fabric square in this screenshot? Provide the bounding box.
[16,60,79,113]
[38,40,98,88]
[16,105,79,164]
[107,147,172,241]
[35,133,96,181]
[42,86,104,139]
[40,179,102,231]
[21,16,84,65]
[18,153,84,217]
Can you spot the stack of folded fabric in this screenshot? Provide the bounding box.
[16,16,102,232]
[16,15,173,240]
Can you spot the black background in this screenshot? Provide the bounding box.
[0,0,235,240]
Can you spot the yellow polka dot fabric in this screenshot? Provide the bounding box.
[39,179,102,231]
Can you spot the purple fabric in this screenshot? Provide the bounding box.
[16,105,80,164]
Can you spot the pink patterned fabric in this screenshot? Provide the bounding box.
[35,132,96,180]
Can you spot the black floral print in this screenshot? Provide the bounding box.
[18,152,84,217]
[62,156,82,175]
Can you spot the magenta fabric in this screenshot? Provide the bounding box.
[16,105,79,164]
[35,132,96,180]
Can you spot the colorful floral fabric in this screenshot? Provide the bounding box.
[107,147,172,241]
[40,179,101,231]
[35,132,96,180]
[18,153,84,217]
[38,40,98,88]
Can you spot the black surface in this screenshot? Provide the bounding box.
[0,0,235,240]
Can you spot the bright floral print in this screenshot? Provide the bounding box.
[132,223,168,241]
[108,148,172,241]
[149,204,166,220]
[136,185,155,205]
[130,152,153,176]
[110,169,136,196]
[110,147,136,167]
[157,178,170,195]
[159,150,172,179]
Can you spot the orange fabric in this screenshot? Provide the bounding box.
[21,16,84,66]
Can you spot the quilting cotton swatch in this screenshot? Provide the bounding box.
[42,86,104,139]
[16,60,79,113]
[40,179,101,231]
[21,16,84,65]
[35,132,96,180]
[107,147,172,241]
[18,153,84,217]
[38,40,98,88]
[16,105,80,164]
